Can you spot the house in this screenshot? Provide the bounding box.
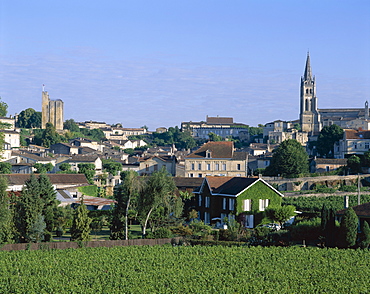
[69,138,105,152]
[334,129,370,158]
[0,130,20,148]
[337,201,370,231]
[310,158,347,173]
[181,115,249,139]
[50,143,79,155]
[9,150,56,171]
[184,141,248,177]
[192,176,284,228]
[61,155,102,173]
[138,155,177,176]
[0,116,16,130]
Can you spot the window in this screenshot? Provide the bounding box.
[237,164,241,171]
[222,163,226,170]
[243,199,251,211]
[154,164,158,171]
[221,213,227,224]
[145,164,149,171]
[207,163,211,170]
[205,197,210,208]
[189,173,194,177]
[229,198,235,210]
[198,195,202,207]
[259,199,269,211]
[198,163,202,170]
[366,142,370,149]
[191,163,195,170]
[198,174,202,178]
[222,198,227,210]
[204,212,210,224]
[215,163,219,170]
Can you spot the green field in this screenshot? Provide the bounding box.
[0,245,369,293]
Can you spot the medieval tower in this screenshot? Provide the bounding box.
[42,90,64,130]
[300,53,321,134]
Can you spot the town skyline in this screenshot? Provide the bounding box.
[1,1,369,130]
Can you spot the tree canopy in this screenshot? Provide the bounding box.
[264,139,309,178]
[17,108,41,129]
[0,97,8,117]
[316,125,344,158]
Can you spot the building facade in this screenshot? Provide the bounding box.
[42,91,64,130]
[184,141,248,178]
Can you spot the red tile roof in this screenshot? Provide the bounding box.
[337,202,370,217]
[187,141,234,159]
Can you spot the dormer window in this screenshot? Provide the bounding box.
[206,150,211,158]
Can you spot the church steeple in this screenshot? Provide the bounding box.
[303,52,312,81]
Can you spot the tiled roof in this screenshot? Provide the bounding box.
[68,155,99,163]
[13,151,54,162]
[212,177,259,195]
[345,129,370,139]
[206,116,233,124]
[186,141,234,159]
[337,202,370,217]
[313,158,347,165]
[173,177,203,188]
[3,174,89,186]
[76,196,116,206]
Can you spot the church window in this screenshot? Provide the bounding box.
[310,89,312,94]
[306,89,309,94]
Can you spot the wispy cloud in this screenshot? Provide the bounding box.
[0,49,369,130]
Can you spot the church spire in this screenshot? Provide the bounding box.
[304,52,312,80]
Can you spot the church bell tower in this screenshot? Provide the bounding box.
[300,53,321,134]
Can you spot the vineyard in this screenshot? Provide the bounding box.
[0,245,369,293]
[283,194,370,212]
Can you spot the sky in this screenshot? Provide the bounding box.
[0,1,370,131]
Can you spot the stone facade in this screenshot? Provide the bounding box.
[42,91,64,130]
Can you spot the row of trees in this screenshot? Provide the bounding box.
[0,174,93,244]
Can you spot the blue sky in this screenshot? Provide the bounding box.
[1,1,369,130]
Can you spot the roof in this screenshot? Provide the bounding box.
[337,202,370,218]
[206,116,233,124]
[12,151,54,162]
[76,196,116,207]
[313,158,348,165]
[3,174,89,186]
[173,177,204,188]
[68,155,99,163]
[187,141,234,159]
[345,129,370,140]
[196,176,284,197]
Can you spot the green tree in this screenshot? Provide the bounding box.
[347,155,361,174]
[78,163,96,184]
[137,168,176,237]
[17,108,41,128]
[316,125,344,158]
[0,162,11,174]
[110,170,141,240]
[0,176,13,244]
[208,132,222,142]
[359,221,370,249]
[339,207,358,248]
[63,119,80,132]
[33,163,54,173]
[14,174,43,243]
[40,122,61,147]
[264,139,309,178]
[265,205,296,228]
[28,214,46,243]
[0,97,8,117]
[320,204,337,247]
[70,198,92,241]
[38,174,58,238]
[59,162,72,172]
[102,159,122,176]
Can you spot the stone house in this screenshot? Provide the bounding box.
[184,141,248,178]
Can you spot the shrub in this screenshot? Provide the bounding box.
[149,227,173,239]
[338,185,357,192]
[290,218,321,241]
[171,224,193,236]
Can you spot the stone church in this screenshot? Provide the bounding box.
[42,90,64,130]
[300,53,368,136]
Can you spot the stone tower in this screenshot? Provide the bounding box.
[300,53,321,134]
[42,90,64,130]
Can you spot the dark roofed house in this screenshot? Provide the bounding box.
[337,201,370,232]
[185,141,248,178]
[192,176,284,228]
[138,155,177,176]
